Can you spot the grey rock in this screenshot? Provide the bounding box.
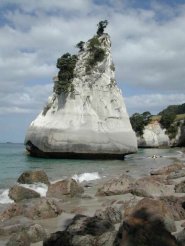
[95,206,122,224]
[9,185,40,202]
[175,180,185,193]
[96,174,134,196]
[47,178,84,198]
[17,170,50,185]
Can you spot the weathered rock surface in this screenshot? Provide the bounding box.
[167,169,185,179]
[137,120,185,148]
[96,174,134,196]
[115,208,179,246]
[0,216,33,236]
[175,180,185,193]
[9,185,40,202]
[47,178,84,198]
[129,176,173,197]
[138,120,170,147]
[17,170,50,185]
[24,33,137,159]
[95,206,122,224]
[6,224,47,246]
[175,228,185,246]
[0,198,63,221]
[43,214,116,246]
[151,163,185,176]
[123,198,176,232]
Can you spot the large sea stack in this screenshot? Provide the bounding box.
[25,21,137,159]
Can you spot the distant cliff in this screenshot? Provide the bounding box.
[25,22,137,158]
[130,104,185,148]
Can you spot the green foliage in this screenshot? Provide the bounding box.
[75,41,85,52]
[160,112,176,130]
[97,20,108,36]
[130,112,151,136]
[86,36,106,73]
[54,53,78,95]
[159,103,185,115]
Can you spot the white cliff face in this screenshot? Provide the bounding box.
[25,34,137,158]
[138,121,170,147]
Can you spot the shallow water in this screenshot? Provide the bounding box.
[0,143,184,204]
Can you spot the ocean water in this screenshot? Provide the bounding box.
[0,143,185,204]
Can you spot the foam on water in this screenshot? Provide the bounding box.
[72,172,101,183]
[20,183,48,197]
[0,189,13,204]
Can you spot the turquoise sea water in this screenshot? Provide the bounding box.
[0,143,185,191]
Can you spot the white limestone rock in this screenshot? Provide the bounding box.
[138,121,170,147]
[25,34,137,158]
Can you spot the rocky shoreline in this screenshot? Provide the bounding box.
[1,162,185,245]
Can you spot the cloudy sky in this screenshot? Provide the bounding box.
[0,0,185,142]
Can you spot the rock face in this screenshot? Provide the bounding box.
[17,170,50,185]
[138,120,185,148]
[24,32,137,158]
[138,120,170,147]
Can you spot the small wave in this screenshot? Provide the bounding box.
[0,189,13,204]
[72,172,101,183]
[20,183,48,197]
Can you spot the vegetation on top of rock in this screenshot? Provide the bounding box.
[159,111,178,139]
[159,103,185,115]
[53,53,78,95]
[130,111,151,136]
[75,41,85,52]
[86,36,106,73]
[97,20,108,36]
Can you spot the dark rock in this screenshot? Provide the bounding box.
[95,206,122,224]
[47,178,84,198]
[96,174,134,196]
[17,170,50,185]
[0,198,63,221]
[9,185,40,202]
[175,228,185,246]
[175,180,185,193]
[150,163,185,176]
[114,208,179,246]
[43,214,116,246]
[124,197,176,232]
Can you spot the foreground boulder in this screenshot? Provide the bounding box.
[129,176,173,197]
[95,206,122,224]
[175,180,185,193]
[123,198,176,232]
[96,174,134,196]
[43,214,116,246]
[114,208,179,246]
[17,170,50,185]
[0,198,62,221]
[6,223,47,246]
[9,185,40,202]
[24,24,137,159]
[150,163,185,176]
[47,178,84,198]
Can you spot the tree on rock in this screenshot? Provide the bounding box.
[75,41,85,52]
[97,20,108,36]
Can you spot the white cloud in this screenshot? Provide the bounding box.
[125,93,185,115]
[0,0,185,141]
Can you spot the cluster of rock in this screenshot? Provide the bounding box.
[24,30,137,158]
[138,120,185,148]
[1,163,185,245]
